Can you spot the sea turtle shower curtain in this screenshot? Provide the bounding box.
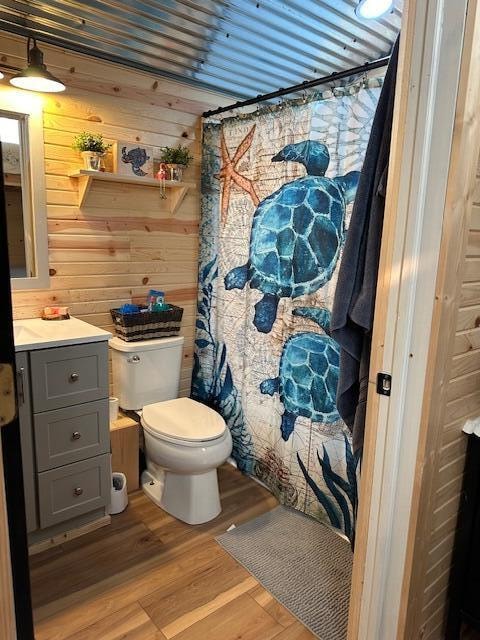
[192,76,383,541]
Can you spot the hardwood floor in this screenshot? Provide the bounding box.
[30,464,317,640]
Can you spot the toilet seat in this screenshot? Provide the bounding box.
[142,397,226,445]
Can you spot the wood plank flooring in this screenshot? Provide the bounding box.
[30,464,317,640]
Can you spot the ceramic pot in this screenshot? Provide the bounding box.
[163,163,184,181]
[81,151,104,171]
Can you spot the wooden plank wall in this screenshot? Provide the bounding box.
[1,34,231,398]
[416,155,480,638]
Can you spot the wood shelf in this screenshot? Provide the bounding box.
[68,170,196,214]
[4,173,22,188]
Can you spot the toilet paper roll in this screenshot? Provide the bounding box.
[109,397,119,422]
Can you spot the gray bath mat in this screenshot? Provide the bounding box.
[216,505,352,640]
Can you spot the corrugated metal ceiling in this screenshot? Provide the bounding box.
[0,0,402,98]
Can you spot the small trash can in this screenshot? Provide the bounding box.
[108,472,128,515]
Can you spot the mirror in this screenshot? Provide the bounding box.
[0,92,48,290]
[1,114,33,278]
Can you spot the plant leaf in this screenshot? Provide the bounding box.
[344,434,358,511]
[218,344,227,372]
[297,453,341,530]
[316,448,354,503]
[218,366,233,401]
[317,447,351,538]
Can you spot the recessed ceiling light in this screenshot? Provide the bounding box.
[356,0,394,19]
[10,38,65,93]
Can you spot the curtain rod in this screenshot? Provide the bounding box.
[203,56,390,118]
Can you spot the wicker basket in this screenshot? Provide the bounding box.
[110,305,183,341]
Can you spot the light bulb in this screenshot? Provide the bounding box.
[356,0,394,19]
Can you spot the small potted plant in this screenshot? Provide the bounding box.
[73,132,112,172]
[157,145,193,181]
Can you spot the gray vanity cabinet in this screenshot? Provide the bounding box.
[16,340,111,541]
[15,352,37,533]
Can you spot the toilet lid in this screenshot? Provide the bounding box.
[142,398,226,442]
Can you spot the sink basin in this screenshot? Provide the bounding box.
[13,317,112,351]
[13,323,43,343]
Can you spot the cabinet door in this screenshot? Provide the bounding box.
[15,352,37,533]
[30,342,109,412]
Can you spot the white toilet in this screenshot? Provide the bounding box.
[109,336,232,524]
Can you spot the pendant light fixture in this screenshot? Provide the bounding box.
[356,0,394,19]
[0,71,4,80]
[10,38,65,93]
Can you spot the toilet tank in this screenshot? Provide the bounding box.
[109,336,185,410]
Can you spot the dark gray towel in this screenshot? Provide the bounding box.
[331,37,400,454]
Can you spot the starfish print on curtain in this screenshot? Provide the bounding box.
[216,124,260,224]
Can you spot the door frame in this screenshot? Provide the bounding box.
[0,140,34,637]
[350,0,480,638]
[0,146,17,638]
[0,440,16,640]
[0,148,17,640]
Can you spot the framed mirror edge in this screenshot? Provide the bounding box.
[0,88,49,291]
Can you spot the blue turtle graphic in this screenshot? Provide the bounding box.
[224,140,360,333]
[121,146,150,177]
[260,307,340,441]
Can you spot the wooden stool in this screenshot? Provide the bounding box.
[110,414,140,493]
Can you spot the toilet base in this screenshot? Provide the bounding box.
[141,467,221,525]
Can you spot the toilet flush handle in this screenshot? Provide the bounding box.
[127,355,141,363]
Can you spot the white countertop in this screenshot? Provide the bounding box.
[13,317,112,352]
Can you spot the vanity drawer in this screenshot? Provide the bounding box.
[30,342,108,412]
[37,454,110,529]
[34,399,110,472]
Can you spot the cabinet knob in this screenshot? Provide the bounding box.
[74,487,83,497]
[70,373,79,382]
[71,431,81,441]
